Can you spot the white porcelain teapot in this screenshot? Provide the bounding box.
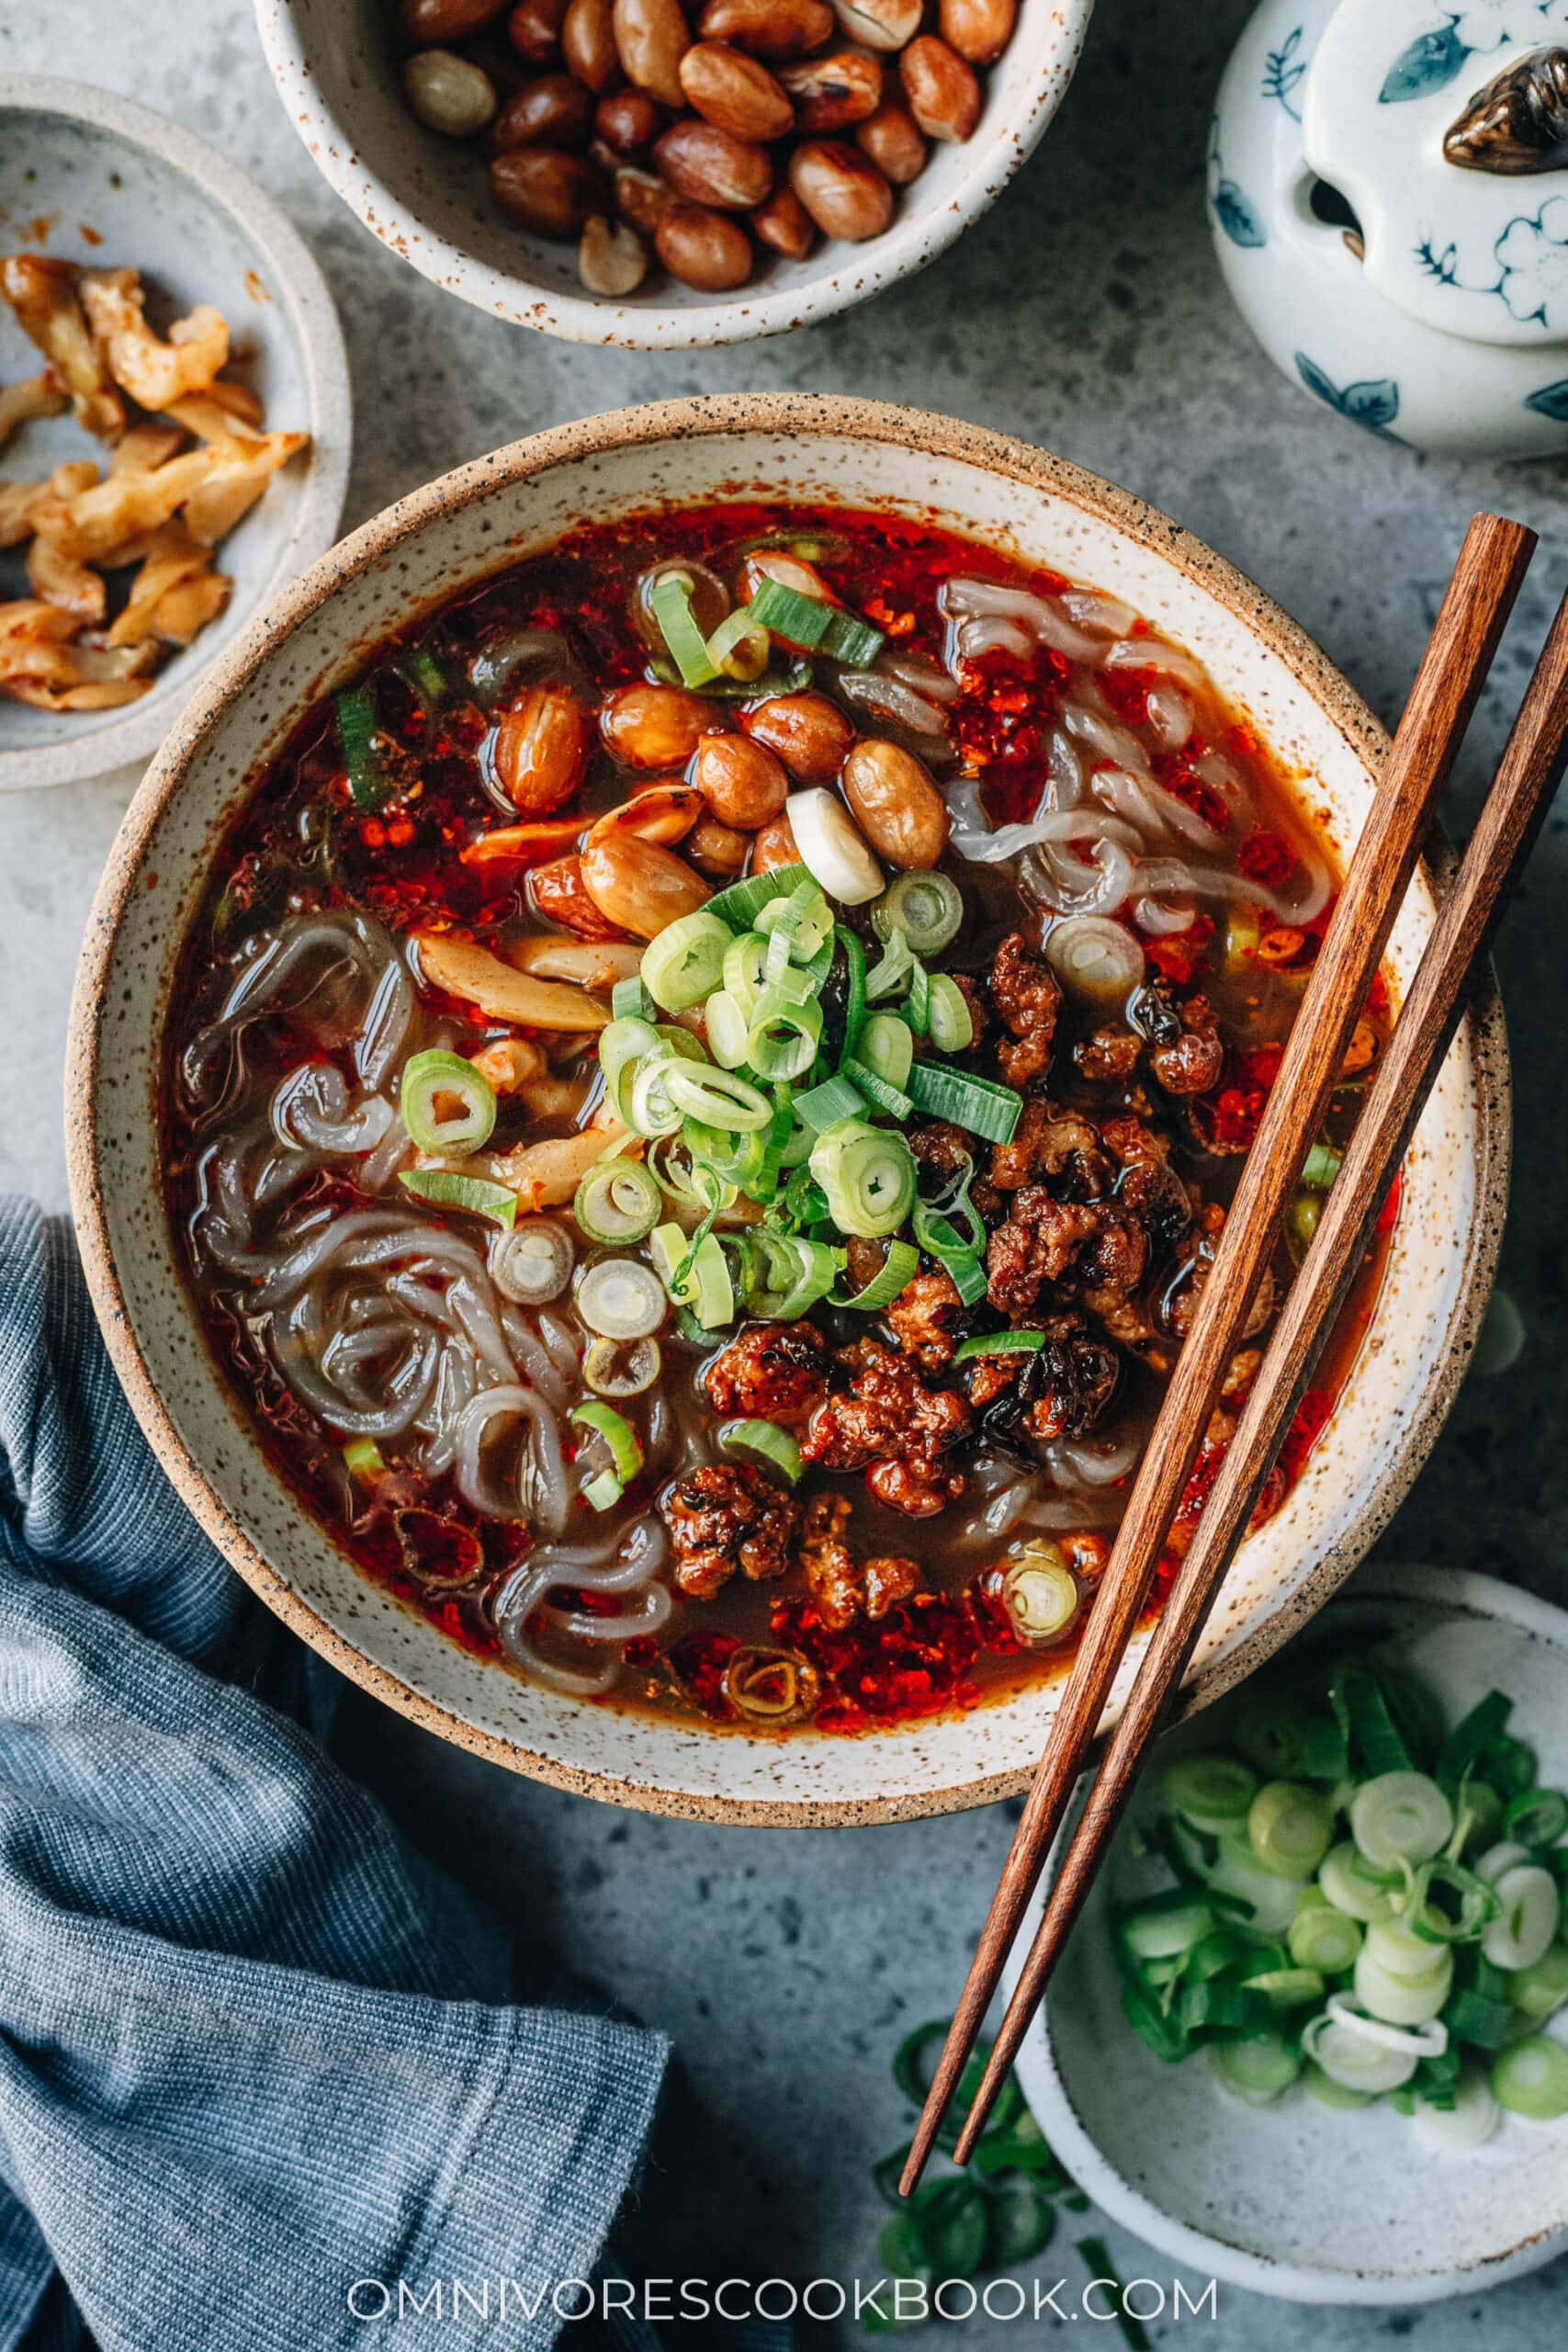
[1211,0,1568,456]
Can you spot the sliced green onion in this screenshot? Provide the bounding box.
[1301,1141,1343,1189]
[1351,1771,1453,1870]
[1289,1887,1364,1973]
[649,571,720,687]
[1162,1753,1259,1832]
[665,1063,773,1132]
[612,974,654,1022]
[343,1436,386,1481]
[741,1227,841,1319]
[1320,1840,1404,1922]
[1442,1984,1517,2049]
[746,988,822,1082]
[703,988,751,1069]
[759,882,832,968]
[1178,1980,1275,2039]
[809,1118,917,1238]
[704,606,771,681]
[1483,1735,1540,1796]
[582,1334,660,1397]
[1303,2006,1419,2094]
[625,1055,685,1138]
[907,957,931,1037]
[1403,1855,1498,1945]
[722,930,772,1016]
[818,605,886,666]
[913,1219,987,1306]
[490,1218,574,1303]
[795,1071,867,1133]
[570,1397,643,1486]
[1415,2064,1500,2151]
[864,926,915,1003]
[718,1419,803,1486]
[906,1058,1022,1146]
[398,1169,517,1227]
[927,974,975,1054]
[1355,1943,1452,2025]
[829,1236,919,1310]
[872,871,964,956]
[1506,1788,1568,1848]
[399,1048,498,1155]
[857,1010,914,1092]
[834,922,867,1067]
[1481,1862,1560,1971]
[1248,1781,1334,1879]
[705,863,810,931]
[1503,1939,1568,2019]
[1000,1542,1078,1644]
[337,684,389,811]
[1449,1775,1504,1858]
[1118,1895,1215,1962]
[400,643,448,708]
[1493,2034,1568,2120]
[840,1057,912,1121]
[573,1156,661,1243]
[1201,1836,1303,1935]
[651,1224,734,1326]
[744,574,886,663]
[575,1256,665,1340]
[1436,1688,1512,1793]
[953,1329,1046,1363]
[1242,1964,1326,2010]
[1333,1667,1416,1777]
[1363,1918,1454,1983]
[599,1014,664,1119]
[1207,2033,1303,2108]
[1303,2059,1374,2110]
[643,910,733,1012]
[581,1468,624,1511]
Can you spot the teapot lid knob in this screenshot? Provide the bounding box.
[1305,0,1568,345]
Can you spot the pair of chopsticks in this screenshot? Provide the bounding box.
[903,513,1568,2191]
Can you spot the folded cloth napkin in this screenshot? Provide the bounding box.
[0,1198,669,2352]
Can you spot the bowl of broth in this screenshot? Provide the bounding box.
[65,395,1507,1823]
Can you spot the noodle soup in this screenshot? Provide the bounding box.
[162,504,1390,1735]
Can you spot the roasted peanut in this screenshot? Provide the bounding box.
[654,200,754,286]
[787,139,892,240]
[580,834,711,937]
[404,49,501,135]
[491,145,605,232]
[583,780,704,847]
[613,0,692,105]
[579,211,649,291]
[678,40,794,139]
[831,0,920,47]
[778,50,882,132]
[654,119,773,208]
[492,72,595,148]
[855,98,926,183]
[401,0,509,43]
[509,0,567,58]
[686,812,750,876]
[841,737,948,870]
[750,184,816,258]
[739,691,852,781]
[697,0,834,58]
[532,854,632,940]
[595,85,664,152]
[614,163,675,232]
[899,35,980,140]
[600,681,715,767]
[693,731,788,827]
[940,0,1015,62]
[492,684,592,813]
[750,808,801,871]
[562,0,620,89]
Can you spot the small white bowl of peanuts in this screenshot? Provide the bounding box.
[254,0,1094,347]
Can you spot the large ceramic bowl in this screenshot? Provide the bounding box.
[65,395,1507,1825]
[1011,1566,1568,2303]
[0,77,351,792]
[254,0,1094,348]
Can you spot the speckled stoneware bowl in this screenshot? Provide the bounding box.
[0,76,351,794]
[1012,1566,1568,2303]
[65,395,1507,1825]
[253,0,1094,348]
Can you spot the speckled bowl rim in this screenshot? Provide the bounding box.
[0,74,352,795]
[252,0,1096,350]
[1012,1566,1568,2305]
[65,394,1509,1824]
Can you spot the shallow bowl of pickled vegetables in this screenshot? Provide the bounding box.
[1012,1566,1568,2302]
[66,394,1506,1822]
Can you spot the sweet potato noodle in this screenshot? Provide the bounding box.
[163,502,1392,1735]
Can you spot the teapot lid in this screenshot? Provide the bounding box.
[1305,0,1568,345]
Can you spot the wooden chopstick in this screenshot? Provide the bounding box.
[900,511,1536,2195]
[949,581,1568,2162]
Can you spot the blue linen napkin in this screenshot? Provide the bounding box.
[0,1197,670,2352]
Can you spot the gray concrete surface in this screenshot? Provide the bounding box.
[3,0,1567,2341]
